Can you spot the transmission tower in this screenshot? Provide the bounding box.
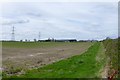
[38,32,41,40]
[11,26,15,41]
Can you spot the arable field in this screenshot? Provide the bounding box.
[2,42,94,77]
[13,42,106,78]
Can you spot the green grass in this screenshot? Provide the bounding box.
[2,42,62,48]
[6,42,105,78]
[2,42,90,48]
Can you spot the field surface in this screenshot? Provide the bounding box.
[2,42,93,76]
[5,42,106,78]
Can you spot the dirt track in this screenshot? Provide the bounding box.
[2,42,93,75]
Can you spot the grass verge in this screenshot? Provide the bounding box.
[102,39,118,78]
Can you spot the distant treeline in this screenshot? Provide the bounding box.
[1,39,98,42]
[38,39,77,42]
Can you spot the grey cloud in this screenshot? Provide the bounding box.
[27,12,42,17]
[2,19,29,25]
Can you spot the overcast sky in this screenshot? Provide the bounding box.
[0,2,118,41]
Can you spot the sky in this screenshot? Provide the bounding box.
[0,2,118,41]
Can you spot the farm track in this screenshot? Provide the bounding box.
[96,43,108,78]
[2,42,93,75]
